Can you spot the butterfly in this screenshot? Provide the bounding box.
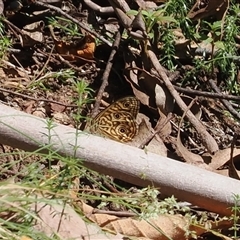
[90,97,140,142]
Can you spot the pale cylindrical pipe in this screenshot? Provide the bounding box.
[0,103,238,215]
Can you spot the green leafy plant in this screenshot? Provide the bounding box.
[141,9,177,38]
[229,194,240,239]
[0,17,12,59]
[71,79,93,157]
[48,16,83,37]
[214,4,240,93]
[127,8,176,38]
[159,27,176,69]
[28,68,76,90]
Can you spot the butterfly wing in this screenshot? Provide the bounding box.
[112,97,140,118]
[91,97,140,142]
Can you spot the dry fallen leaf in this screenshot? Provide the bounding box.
[228,153,240,180]
[34,201,124,240]
[76,34,96,59]
[50,102,66,113]
[80,201,231,240]
[206,148,237,169]
[128,113,168,156]
[174,98,211,169]
[203,148,240,177]
[20,21,45,47]
[124,47,175,113]
[175,130,211,169]
[81,201,189,239]
[20,236,33,240]
[54,34,96,61]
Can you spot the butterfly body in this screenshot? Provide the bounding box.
[90,97,140,142]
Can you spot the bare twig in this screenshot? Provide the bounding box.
[0,87,77,108]
[83,0,114,14]
[109,0,147,40]
[57,54,98,75]
[208,79,240,121]
[34,1,112,47]
[92,209,136,217]
[175,85,240,102]
[91,31,122,118]
[1,60,31,75]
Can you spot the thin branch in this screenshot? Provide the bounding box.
[175,85,240,102]
[34,1,112,47]
[0,87,77,108]
[208,79,240,121]
[91,31,122,118]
